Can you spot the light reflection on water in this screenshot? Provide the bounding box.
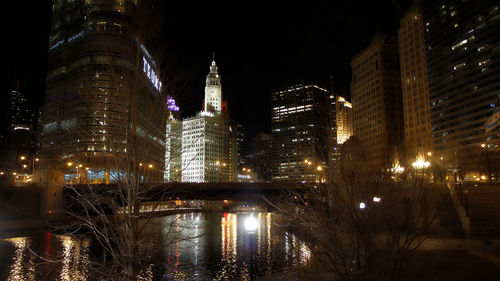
[5,237,35,281]
[1,212,310,280]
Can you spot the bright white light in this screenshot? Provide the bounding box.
[412,160,430,169]
[244,215,259,232]
[359,202,366,209]
[373,196,381,203]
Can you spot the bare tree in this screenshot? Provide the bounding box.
[267,138,441,281]
[32,1,202,280]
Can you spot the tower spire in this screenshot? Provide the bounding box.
[205,56,222,113]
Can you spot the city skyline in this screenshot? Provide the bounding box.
[5,0,412,153]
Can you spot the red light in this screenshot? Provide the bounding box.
[48,210,52,214]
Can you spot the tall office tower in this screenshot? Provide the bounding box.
[4,83,35,172]
[351,32,404,166]
[398,3,432,163]
[9,85,32,132]
[164,98,181,182]
[236,123,246,170]
[40,0,166,183]
[422,0,500,176]
[255,132,272,182]
[271,84,330,182]
[327,94,353,168]
[181,60,237,183]
[336,96,353,145]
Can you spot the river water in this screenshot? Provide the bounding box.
[0,212,311,280]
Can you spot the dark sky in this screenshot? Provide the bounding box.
[5,0,411,153]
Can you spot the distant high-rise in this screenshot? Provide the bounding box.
[236,123,246,170]
[398,4,432,162]
[164,118,182,182]
[327,94,353,168]
[2,83,36,173]
[204,60,223,114]
[271,84,330,182]
[351,31,404,165]
[422,0,500,176]
[335,96,353,145]
[40,0,165,182]
[9,87,32,131]
[255,133,272,182]
[181,60,237,183]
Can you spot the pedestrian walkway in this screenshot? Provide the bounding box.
[420,238,500,267]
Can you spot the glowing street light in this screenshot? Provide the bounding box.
[359,202,366,209]
[427,152,432,156]
[67,162,73,167]
[316,165,322,171]
[244,214,259,232]
[19,156,26,160]
[148,164,153,169]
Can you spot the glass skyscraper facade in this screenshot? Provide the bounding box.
[423,0,500,176]
[271,85,330,182]
[40,0,165,182]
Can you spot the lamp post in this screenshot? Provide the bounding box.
[316,165,323,183]
[481,143,493,183]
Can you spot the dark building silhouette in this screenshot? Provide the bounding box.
[255,132,272,182]
[351,31,404,166]
[1,82,36,175]
[398,3,433,163]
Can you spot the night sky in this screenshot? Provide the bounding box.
[5,0,412,153]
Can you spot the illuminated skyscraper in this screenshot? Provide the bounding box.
[398,3,432,163]
[181,60,237,183]
[327,94,353,168]
[40,0,165,182]
[271,84,330,182]
[351,31,404,165]
[164,98,181,182]
[335,96,353,145]
[422,0,500,176]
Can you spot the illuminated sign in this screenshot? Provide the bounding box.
[143,57,162,92]
[68,31,84,43]
[49,39,64,50]
[167,96,179,111]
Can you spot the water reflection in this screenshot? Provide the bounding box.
[5,237,35,281]
[2,212,310,280]
[58,235,90,281]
